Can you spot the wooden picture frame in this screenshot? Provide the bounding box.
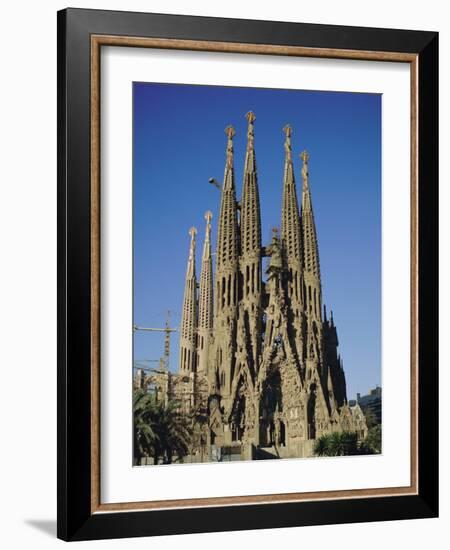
[57,8,438,541]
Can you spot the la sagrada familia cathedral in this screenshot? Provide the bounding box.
[173,112,367,460]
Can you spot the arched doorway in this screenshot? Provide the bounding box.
[278,420,286,446]
[307,383,317,439]
[259,368,282,446]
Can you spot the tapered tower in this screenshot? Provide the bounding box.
[212,125,239,398]
[239,111,262,372]
[176,114,366,458]
[301,150,321,295]
[323,307,348,407]
[280,125,305,360]
[300,150,325,378]
[197,211,213,374]
[178,227,198,373]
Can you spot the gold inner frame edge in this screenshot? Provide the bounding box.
[90,35,419,514]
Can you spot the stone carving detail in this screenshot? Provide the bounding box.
[174,113,367,458]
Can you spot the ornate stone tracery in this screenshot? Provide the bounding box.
[175,114,367,459]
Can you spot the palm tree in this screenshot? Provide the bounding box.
[154,399,191,464]
[332,431,358,455]
[313,433,332,456]
[133,389,158,465]
[363,408,378,429]
[187,375,209,460]
[133,389,193,465]
[359,424,382,454]
[313,431,359,457]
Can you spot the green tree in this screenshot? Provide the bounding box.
[313,431,359,457]
[363,407,378,429]
[133,389,158,465]
[133,389,192,465]
[313,433,331,457]
[188,375,209,461]
[154,399,191,464]
[360,424,382,454]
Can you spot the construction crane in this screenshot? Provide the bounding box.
[133,359,160,370]
[132,359,171,401]
[133,311,177,371]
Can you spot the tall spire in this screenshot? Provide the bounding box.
[280,125,305,360]
[323,308,347,407]
[175,114,361,452]
[201,211,212,264]
[197,211,214,374]
[240,111,261,255]
[212,125,240,398]
[281,125,302,263]
[243,111,257,175]
[301,150,321,283]
[239,111,262,370]
[301,150,324,381]
[187,226,197,277]
[179,227,198,373]
[216,125,239,270]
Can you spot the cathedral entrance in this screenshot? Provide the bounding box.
[259,369,283,447]
[230,377,251,445]
[279,420,286,446]
[231,392,246,443]
[307,383,317,439]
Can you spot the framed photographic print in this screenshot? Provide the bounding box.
[57,8,438,541]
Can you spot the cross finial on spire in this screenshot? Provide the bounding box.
[225,125,235,169]
[246,111,256,124]
[245,111,256,151]
[283,124,292,138]
[301,150,310,183]
[283,125,293,159]
[202,211,212,258]
[189,226,197,246]
[186,226,197,276]
[204,211,212,242]
[225,125,235,140]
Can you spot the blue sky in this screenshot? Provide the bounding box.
[133,82,381,400]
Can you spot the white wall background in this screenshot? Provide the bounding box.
[0,1,446,548]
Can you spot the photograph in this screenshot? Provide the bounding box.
[52,5,438,542]
[132,83,382,466]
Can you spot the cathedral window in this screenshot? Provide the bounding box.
[246,265,250,296]
[238,271,243,301]
[251,264,255,294]
[222,276,226,308]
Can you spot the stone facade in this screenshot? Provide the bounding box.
[175,112,367,459]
